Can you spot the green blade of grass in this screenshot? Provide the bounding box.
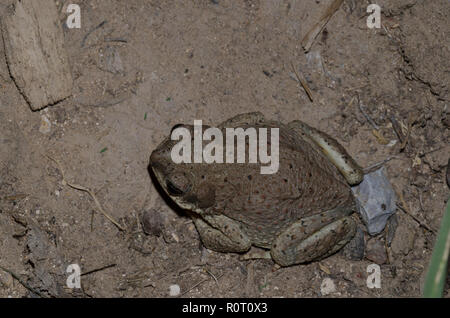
[423,199,450,298]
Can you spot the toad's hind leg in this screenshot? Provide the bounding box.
[288,120,363,185]
[271,210,356,266]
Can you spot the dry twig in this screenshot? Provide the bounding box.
[363,155,400,174]
[0,265,47,298]
[357,95,379,130]
[290,62,314,102]
[81,263,117,277]
[395,188,436,235]
[46,155,125,231]
[400,113,414,150]
[301,0,344,52]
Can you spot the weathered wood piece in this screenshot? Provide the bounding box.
[1,0,73,110]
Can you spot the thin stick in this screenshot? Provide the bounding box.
[104,38,128,43]
[0,265,47,298]
[396,189,436,235]
[179,278,210,297]
[46,155,125,231]
[204,268,220,287]
[357,94,379,130]
[81,20,107,47]
[290,62,314,102]
[0,194,28,202]
[363,155,400,174]
[81,263,117,277]
[389,114,405,144]
[400,113,414,150]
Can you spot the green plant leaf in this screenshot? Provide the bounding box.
[423,199,450,298]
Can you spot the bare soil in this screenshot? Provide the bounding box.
[0,0,449,298]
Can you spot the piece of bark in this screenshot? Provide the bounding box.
[1,0,73,110]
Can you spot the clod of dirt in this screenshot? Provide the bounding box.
[342,225,365,261]
[352,167,397,235]
[365,239,387,265]
[423,146,450,172]
[391,223,416,256]
[26,224,51,261]
[26,223,66,297]
[400,0,449,100]
[141,208,165,237]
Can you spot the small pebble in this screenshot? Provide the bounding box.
[39,115,51,134]
[385,214,398,246]
[171,232,179,243]
[320,278,336,296]
[391,223,416,255]
[365,239,387,265]
[343,226,365,261]
[141,208,164,236]
[0,270,13,288]
[169,284,181,296]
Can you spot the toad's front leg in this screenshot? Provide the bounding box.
[191,214,251,253]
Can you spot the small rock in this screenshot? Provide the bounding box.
[103,46,124,74]
[343,226,365,261]
[391,223,416,255]
[39,115,51,134]
[352,167,397,235]
[141,208,164,236]
[320,278,336,296]
[365,239,387,265]
[169,284,181,296]
[385,214,399,246]
[0,270,13,288]
[171,232,180,243]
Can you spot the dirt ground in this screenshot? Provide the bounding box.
[0,0,449,298]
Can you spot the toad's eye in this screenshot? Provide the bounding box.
[166,173,191,196]
[166,180,184,196]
